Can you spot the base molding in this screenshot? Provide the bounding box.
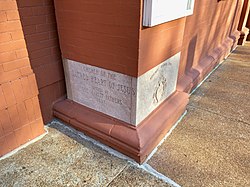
[177,37,235,93]
[238,27,250,45]
[53,91,189,163]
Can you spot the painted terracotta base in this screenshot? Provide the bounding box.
[53,91,189,163]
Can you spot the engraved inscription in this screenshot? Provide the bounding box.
[64,52,180,126]
[72,69,136,100]
[65,60,137,124]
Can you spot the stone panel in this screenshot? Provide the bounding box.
[64,60,137,124]
[136,53,180,124]
[64,53,180,125]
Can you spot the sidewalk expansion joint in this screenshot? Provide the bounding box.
[49,119,185,187]
[105,165,129,187]
[137,163,181,187]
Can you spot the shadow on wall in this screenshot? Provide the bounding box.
[186,35,197,71]
[184,35,199,83]
[16,0,66,123]
[229,0,243,49]
[138,1,239,94]
[247,14,250,41]
[178,0,239,91]
[15,0,241,123]
[139,18,186,75]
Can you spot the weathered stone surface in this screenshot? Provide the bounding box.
[148,107,250,187]
[109,165,173,187]
[136,53,180,124]
[64,53,180,125]
[64,58,137,125]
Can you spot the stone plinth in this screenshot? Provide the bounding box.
[54,0,190,163]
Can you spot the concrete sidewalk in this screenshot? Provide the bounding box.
[148,45,250,186]
[0,44,250,187]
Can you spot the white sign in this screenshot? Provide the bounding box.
[143,0,195,27]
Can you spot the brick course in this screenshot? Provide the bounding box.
[0,0,45,157]
[17,0,66,123]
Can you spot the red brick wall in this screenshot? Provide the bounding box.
[54,0,242,82]
[17,0,66,123]
[180,1,235,72]
[139,18,186,75]
[54,0,140,77]
[0,0,44,157]
[138,1,242,92]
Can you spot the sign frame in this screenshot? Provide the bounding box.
[143,0,195,27]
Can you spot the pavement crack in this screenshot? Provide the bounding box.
[105,165,129,187]
[136,163,182,187]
